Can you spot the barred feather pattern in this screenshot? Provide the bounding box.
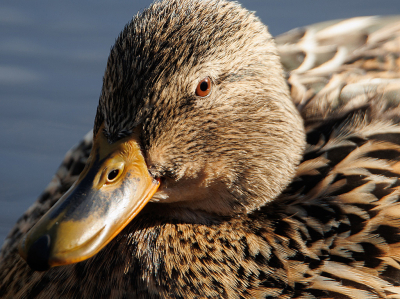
[1,15,400,299]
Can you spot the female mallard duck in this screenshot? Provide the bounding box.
[1,0,400,298]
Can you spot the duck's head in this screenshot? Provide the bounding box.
[19,0,305,271]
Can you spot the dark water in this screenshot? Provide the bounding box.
[1,0,400,244]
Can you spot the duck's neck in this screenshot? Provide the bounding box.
[90,207,299,298]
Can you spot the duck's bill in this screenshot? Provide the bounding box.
[19,129,159,271]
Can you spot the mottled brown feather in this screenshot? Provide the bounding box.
[1,1,400,298]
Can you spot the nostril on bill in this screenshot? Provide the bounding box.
[107,169,119,182]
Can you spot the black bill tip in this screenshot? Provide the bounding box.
[26,234,51,271]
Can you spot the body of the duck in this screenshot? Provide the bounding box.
[1,1,400,298]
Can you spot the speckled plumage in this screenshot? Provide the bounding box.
[1,1,400,298]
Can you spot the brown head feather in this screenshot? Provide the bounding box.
[95,0,305,215]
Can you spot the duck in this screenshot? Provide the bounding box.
[1,0,400,297]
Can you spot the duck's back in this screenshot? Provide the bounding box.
[1,16,400,299]
[274,15,400,298]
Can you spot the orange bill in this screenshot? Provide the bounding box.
[19,127,159,271]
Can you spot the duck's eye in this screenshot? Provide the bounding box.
[107,169,119,182]
[195,77,212,97]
